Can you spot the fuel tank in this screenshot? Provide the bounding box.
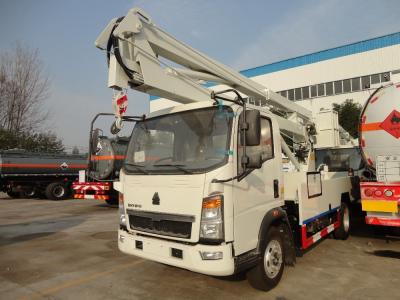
[359,83,400,169]
[0,150,87,175]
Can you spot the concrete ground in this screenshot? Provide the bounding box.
[0,194,399,300]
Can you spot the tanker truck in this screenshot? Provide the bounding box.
[359,83,400,227]
[0,150,86,200]
[72,113,140,205]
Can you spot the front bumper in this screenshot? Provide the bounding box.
[118,229,235,276]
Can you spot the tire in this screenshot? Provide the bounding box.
[45,182,67,200]
[333,202,350,240]
[247,226,285,291]
[23,188,36,198]
[7,191,21,198]
[106,198,118,205]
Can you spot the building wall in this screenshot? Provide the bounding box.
[250,44,400,115]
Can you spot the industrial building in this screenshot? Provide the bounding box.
[150,32,400,114]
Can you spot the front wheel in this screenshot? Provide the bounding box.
[333,202,350,240]
[247,226,285,291]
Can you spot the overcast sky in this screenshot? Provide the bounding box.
[1,0,400,151]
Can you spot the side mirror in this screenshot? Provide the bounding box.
[244,110,261,146]
[91,128,100,155]
[247,153,262,169]
[246,110,261,146]
[242,153,262,170]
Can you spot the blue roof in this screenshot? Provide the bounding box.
[240,32,400,77]
[150,32,400,101]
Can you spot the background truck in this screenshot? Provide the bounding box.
[72,113,140,205]
[95,8,359,291]
[359,83,400,227]
[0,150,86,200]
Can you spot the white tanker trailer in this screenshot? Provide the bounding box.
[359,83,400,227]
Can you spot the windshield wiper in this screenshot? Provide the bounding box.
[153,163,193,174]
[124,163,149,174]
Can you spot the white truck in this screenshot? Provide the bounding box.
[359,83,400,227]
[95,8,357,290]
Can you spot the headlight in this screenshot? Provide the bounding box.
[119,193,127,227]
[200,194,224,241]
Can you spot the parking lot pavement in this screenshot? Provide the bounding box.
[0,194,399,300]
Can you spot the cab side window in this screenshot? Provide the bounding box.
[238,117,274,173]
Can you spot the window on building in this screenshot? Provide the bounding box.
[310,85,317,98]
[302,87,310,99]
[317,84,325,97]
[381,72,390,82]
[343,79,351,93]
[371,73,380,84]
[295,88,302,100]
[326,82,333,96]
[280,90,287,98]
[334,80,343,94]
[361,76,370,89]
[351,77,360,91]
[288,89,294,101]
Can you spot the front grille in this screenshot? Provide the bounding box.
[127,210,194,239]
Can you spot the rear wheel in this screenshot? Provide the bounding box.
[45,182,67,200]
[247,226,285,291]
[334,202,350,240]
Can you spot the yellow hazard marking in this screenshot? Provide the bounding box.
[19,259,144,300]
[361,199,399,213]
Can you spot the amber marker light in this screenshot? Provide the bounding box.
[202,196,222,209]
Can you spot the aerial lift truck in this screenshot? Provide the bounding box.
[95,8,356,290]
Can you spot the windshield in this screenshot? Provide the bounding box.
[124,106,233,174]
[315,147,364,172]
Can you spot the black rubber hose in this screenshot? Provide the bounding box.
[106,16,134,80]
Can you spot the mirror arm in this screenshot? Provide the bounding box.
[211,169,252,184]
[211,89,251,171]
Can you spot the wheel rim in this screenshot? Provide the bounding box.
[53,186,65,198]
[26,190,35,197]
[263,239,283,279]
[343,205,350,232]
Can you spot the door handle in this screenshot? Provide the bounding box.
[273,179,279,198]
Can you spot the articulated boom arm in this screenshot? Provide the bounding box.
[96,8,314,166]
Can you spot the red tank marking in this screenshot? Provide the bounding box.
[380,109,400,138]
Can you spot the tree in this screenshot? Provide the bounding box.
[0,43,50,132]
[72,146,80,155]
[333,99,362,138]
[0,43,65,153]
[0,128,64,153]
